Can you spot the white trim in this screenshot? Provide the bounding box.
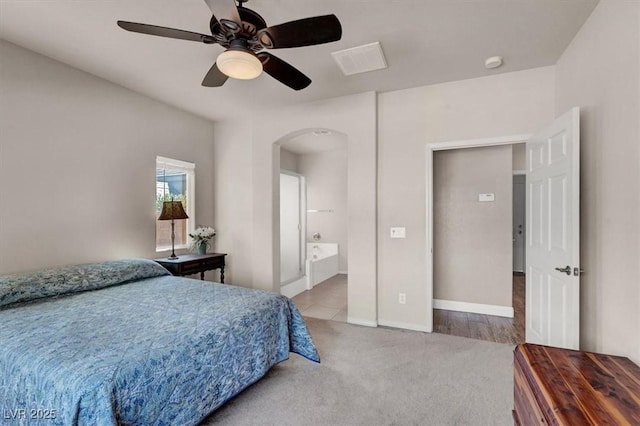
[280,276,307,298]
[425,133,532,332]
[347,317,378,327]
[427,133,531,151]
[157,155,195,171]
[433,299,514,318]
[378,319,431,332]
[337,270,348,275]
[513,169,527,175]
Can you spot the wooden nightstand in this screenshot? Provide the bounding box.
[154,253,227,282]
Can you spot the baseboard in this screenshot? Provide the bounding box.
[433,299,514,318]
[378,319,431,333]
[280,277,307,298]
[337,270,348,275]
[347,317,378,327]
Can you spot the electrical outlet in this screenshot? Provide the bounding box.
[398,293,406,304]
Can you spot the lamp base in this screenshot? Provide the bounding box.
[168,220,179,260]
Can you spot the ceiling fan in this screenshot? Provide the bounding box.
[117,0,342,90]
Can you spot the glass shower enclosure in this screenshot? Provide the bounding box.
[280,171,306,286]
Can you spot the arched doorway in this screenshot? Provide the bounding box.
[277,129,348,321]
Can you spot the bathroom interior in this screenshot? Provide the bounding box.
[279,130,348,322]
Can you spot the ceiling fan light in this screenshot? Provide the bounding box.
[217,49,263,80]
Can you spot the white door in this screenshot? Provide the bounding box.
[526,107,580,349]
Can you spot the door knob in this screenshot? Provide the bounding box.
[555,265,572,275]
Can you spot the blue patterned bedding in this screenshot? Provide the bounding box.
[0,259,319,425]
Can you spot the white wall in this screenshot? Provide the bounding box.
[0,40,215,275]
[298,149,348,272]
[433,145,512,309]
[377,66,555,330]
[212,93,377,326]
[211,119,253,286]
[212,68,553,330]
[280,149,299,173]
[554,0,640,362]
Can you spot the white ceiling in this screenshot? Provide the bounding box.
[0,0,598,123]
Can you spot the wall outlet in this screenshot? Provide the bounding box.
[398,293,406,304]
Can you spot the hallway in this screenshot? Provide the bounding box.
[433,274,525,344]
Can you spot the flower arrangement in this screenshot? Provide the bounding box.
[189,226,216,254]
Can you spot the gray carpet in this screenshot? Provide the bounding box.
[201,318,515,425]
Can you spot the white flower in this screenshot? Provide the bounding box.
[189,226,216,242]
[189,226,216,252]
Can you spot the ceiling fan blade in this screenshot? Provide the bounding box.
[203,0,241,31]
[117,21,214,43]
[202,63,229,87]
[256,15,342,49]
[257,52,311,91]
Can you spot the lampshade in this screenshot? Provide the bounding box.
[217,49,263,80]
[158,201,188,221]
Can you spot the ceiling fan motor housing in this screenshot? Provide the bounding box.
[210,5,267,49]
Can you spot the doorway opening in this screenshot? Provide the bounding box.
[512,142,526,276]
[426,109,580,347]
[428,136,529,344]
[277,130,348,322]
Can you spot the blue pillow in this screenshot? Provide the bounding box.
[0,259,170,308]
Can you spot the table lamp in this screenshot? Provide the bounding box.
[158,200,188,259]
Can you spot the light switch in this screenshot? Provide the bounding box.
[390,227,406,238]
[478,193,495,202]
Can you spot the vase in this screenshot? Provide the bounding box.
[197,241,207,255]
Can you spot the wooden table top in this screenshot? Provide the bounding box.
[515,343,640,425]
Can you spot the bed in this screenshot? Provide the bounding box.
[0,259,319,425]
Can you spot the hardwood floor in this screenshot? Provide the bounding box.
[433,274,525,345]
[294,273,525,344]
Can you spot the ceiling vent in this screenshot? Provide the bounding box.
[331,41,387,76]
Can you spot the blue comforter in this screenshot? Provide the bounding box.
[0,260,319,425]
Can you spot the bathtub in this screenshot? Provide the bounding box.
[306,243,339,288]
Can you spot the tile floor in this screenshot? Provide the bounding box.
[291,274,347,322]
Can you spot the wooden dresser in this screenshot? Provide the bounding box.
[513,343,640,425]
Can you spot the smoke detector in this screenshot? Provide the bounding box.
[485,56,503,69]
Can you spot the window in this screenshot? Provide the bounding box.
[156,156,195,251]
